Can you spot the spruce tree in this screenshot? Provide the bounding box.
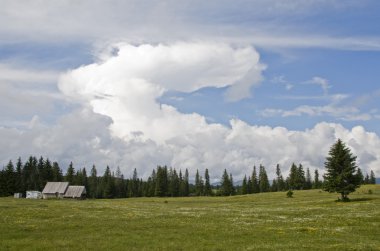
[229,173,235,195]
[220,169,231,196]
[4,160,15,196]
[15,157,23,193]
[258,165,270,193]
[195,169,203,196]
[275,164,285,191]
[184,169,190,196]
[305,168,312,190]
[370,170,376,184]
[356,168,364,184]
[204,169,212,196]
[241,175,248,194]
[89,165,98,198]
[297,164,306,190]
[247,176,252,194]
[364,173,370,184]
[323,139,361,201]
[313,169,321,189]
[52,162,63,182]
[65,162,75,184]
[251,166,259,193]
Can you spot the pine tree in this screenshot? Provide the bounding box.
[275,164,285,191]
[4,160,16,196]
[356,168,364,184]
[102,166,115,198]
[287,163,298,190]
[247,176,252,194]
[241,175,248,194]
[65,162,75,184]
[220,169,231,196]
[37,156,45,190]
[24,156,38,190]
[155,166,168,197]
[44,158,53,183]
[305,168,312,190]
[313,169,321,189]
[204,169,212,196]
[271,179,277,192]
[15,157,23,193]
[184,169,190,196]
[323,139,361,201]
[88,165,98,198]
[370,170,376,184]
[251,166,259,193]
[297,164,306,190]
[229,173,235,195]
[169,168,180,197]
[52,162,63,182]
[258,165,270,193]
[364,173,370,184]
[195,169,204,196]
[131,168,139,197]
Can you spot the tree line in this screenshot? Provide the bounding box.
[0,156,377,198]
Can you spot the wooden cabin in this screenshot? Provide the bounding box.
[42,182,69,199]
[64,186,86,199]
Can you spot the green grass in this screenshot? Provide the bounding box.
[1,185,379,250]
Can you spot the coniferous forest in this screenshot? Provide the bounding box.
[0,156,377,198]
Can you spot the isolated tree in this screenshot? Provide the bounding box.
[323,139,361,201]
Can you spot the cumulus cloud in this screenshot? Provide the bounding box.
[59,42,265,142]
[38,42,380,179]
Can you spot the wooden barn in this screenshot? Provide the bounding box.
[64,186,87,199]
[42,182,69,199]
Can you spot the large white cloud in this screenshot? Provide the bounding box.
[59,42,264,143]
[52,42,380,179]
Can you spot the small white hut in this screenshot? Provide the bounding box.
[14,193,23,198]
[26,191,42,199]
[42,182,69,199]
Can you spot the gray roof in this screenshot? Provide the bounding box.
[64,186,86,198]
[42,182,69,194]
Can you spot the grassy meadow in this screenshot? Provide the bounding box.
[0,185,379,250]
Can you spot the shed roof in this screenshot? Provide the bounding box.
[42,182,69,194]
[64,186,86,198]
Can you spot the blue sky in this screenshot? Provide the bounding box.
[0,0,379,179]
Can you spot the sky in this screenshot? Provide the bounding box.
[1,0,380,181]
